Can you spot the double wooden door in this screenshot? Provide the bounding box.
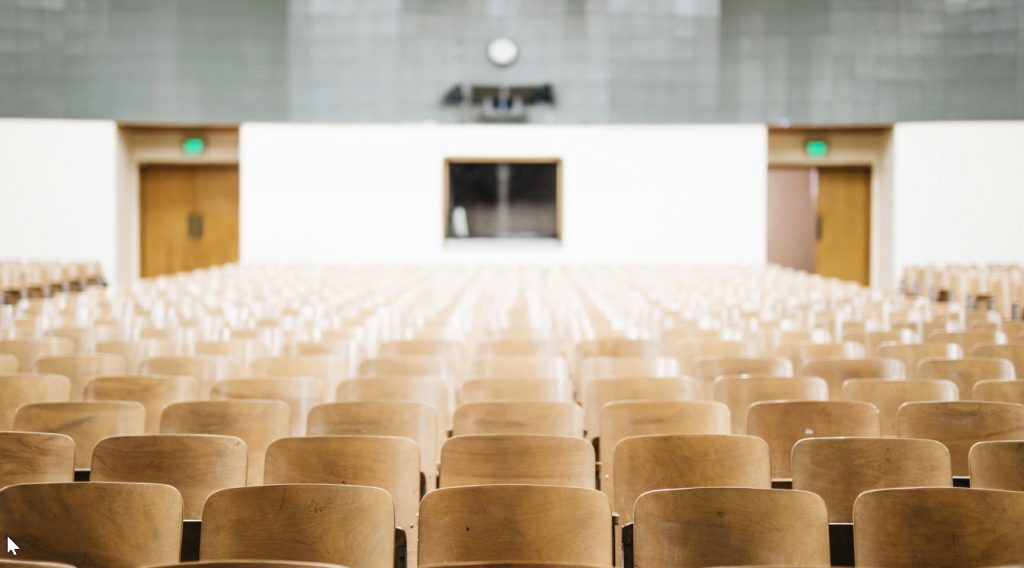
[140,165,239,278]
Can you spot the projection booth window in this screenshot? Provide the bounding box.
[445,159,560,240]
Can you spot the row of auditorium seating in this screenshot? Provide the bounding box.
[0,260,104,304]
[903,264,1024,318]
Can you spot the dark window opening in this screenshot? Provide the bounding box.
[446,160,559,240]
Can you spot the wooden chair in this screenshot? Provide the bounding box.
[34,354,127,400]
[380,339,465,362]
[664,338,753,373]
[632,487,830,568]
[712,376,829,434]
[439,434,594,489]
[307,401,439,485]
[453,401,583,437]
[777,341,865,370]
[0,373,70,428]
[969,440,1024,491]
[91,434,247,519]
[460,378,572,403]
[211,377,323,436]
[575,338,660,363]
[161,400,290,484]
[613,434,771,521]
[95,338,169,373]
[359,356,453,381]
[150,562,345,568]
[691,356,793,388]
[474,340,560,359]
[917,356,1016,397]
[974,343,1024,376]
[746,400,881,479]
[843,378,959,436]
[13,401,145,468]
[418,485,611,568]
[801,357,905,399]
[201,484,394,568]
[251,355,347,400]
[0,481,182,567]
[0,338,74,372]
[584,377,701,439]
[845,330,915,353]
[0,431,75,488]
[84,375,197,434]
[577,356,679,389]
[877,342,963,376]
[45,326,95,354]
[264,435,420,562]
[792,437,952,522]
[0,560,77,567]
[0,353,18,374]
[140,356,227,396]
[853,487,1024,567]
[930,331,1007,355]
[973,378,1024,403]
[469,356,565,381]
[337,377,449,430]
[897,400,1024,476]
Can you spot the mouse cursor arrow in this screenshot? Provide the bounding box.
[6,536,18,555]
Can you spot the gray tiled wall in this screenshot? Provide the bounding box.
[2,0,1022,124]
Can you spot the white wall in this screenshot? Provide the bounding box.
[0,119,119,278]
[892,122,1024,279]
[240,124,768,264]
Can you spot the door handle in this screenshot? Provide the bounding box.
[187,213,204,240]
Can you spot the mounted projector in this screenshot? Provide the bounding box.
[442,83,555,123]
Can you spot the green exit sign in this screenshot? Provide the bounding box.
[181,136,206,156]
[805,139,829,157]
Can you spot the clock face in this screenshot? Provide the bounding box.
[486,37,519,67]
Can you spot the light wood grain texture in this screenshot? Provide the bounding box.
[35,354,127,400]
[896,401,1024,476]
[337,377,449,430]
[918,356,1017,397]
[0,431,75,488]
[212,377,323,436]
[973,378,1024,403]
[801,357,905,399]
[712,376,828,434]
[13,400,145,468]
[96,339,170,373]
[577,357,679,394]
[792,437,951,522]
[843,378,959,436]
[91,433,247,519]
[930,331,1007,355]
[380,339,466,361]
[633,487,830,568]
[776,341,866,370]
[584,377,701,439]
[691,357,794,389]
[160,400,289,484]
[453,401,582,437]
[844,330,914,354]
[613,434,771,521]
[0,353,20,374]
[0,481,182,567]
[84,374,198,433]
[151,562,346,568]
[418,485,612,568]
[469,356,566,381]
[201,484,394,568]
[969,440,1024,491]
[460,378,572,402]
[853,487,1024,567]
[0,560,77,567]
[0,373,71,428]
[475,340,561,358]
[251,355,347,401]
[575,338,660,362]
[974,343,1024,377]
[747,400,881,479]
[0,338,75,372]
[359,356,453,381]
[877,342,963,377]
[664,339,754,374]
[140,356,227,396]
[440,434,594,489]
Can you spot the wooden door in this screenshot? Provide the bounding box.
[814,167,871,285]
[140,165,239,277]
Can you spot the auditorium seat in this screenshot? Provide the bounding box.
[584,377,701,438]
[13,400,145,468]
[969,440,1024,491]
[453,401,583,437]
[46,326,97,354]
[201,484,394,568]
[418,485,612,567]
[577,355,679,387]
[358,356,454,381]
[843,378,959,436]
[746,400,881,479]
[0,481,183,567]
[632,487,829,567]
[877,342,963,377]
[0,431,75,488]
[844,329,915,353]
[0,373,70,428]
[917,356,1016,397]
[459,378,572,402]
[95,338,169,373]
[439,434,594,488]
[468,355,566,381]
[160,400,290,484]
[0,560,77,567]
[474,339,561,359]
[972,378,1024,403]
[251,355,347,400]
[801,357,905,399]
[929,330,1007,355]
[690,356,794,393]
[34,354,127,400]
[152,562,346,568]
[0,353,17,373]
[791,437,952,522]
[897,400,1024,476]
[776,341,865,370]
[664,339,754,373]
[973,342,1024,376]
[84,374,198,433]
[0,338,74,371]
[712,376,829,434]
[212,377,323,436]
[141,356,228,397]
[854,487,1024,567]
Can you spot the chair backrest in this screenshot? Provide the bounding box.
[34,354,127,400]
[0,338,75,372]
[474,340,560,359]
[91,434,247,519]
[336,377,449,430]
[95,339,169,373]
[469,355,565,381]
[440,434,594,489]
[577,355,678,384]
[969,440,1024,491]
[692,357,794,387]
[0,353,18,374]
[84,375,198,434]
[0,431,75,488]
[973,343,1024,376]
[584,377,701,439]
[843,378,959,436]
[0,481,182,567]
[160,400,290,484]
[897,400,1024,476]
[358,356,452,380]
[917,356,1016,396]
[930,331,1007,355]
[211,377,323,436]
[801,357,905,399]
[140,356,227,395]
[460,378,572,403]
[380,339,465,361]
[853,487,1024,567]
[201,484,394,568]
[792,437,952,522]
[13,401,145,468]
[0,560,77,567]
[746,400,881,479]
[418,485,611,568]
[251,355,347,399]
[0,373,70,428]
[148,562,345,568]
[633,487,830,568]
[973,379,1024,403]
[576,338,660,362]
[877,342,963,376]
[453,401,583,437]
[664,339,753,372]
[613,434,771,521]
[845,330,914,353]
[712,376,829,434]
